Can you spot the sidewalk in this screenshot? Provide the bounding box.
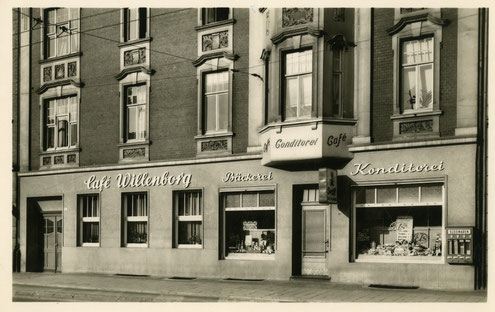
[12,272,487,302]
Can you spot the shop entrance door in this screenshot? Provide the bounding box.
[43,214,62,272]
[301,205,329,276]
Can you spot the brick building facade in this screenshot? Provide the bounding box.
[13,7,488,290]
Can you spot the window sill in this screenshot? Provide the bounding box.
[194,132,233,140]
[195,19,236,31]
[118,140,150,148]
[225,253,275,261]
[390,110,442,120]
[39,52,82,64]
[118,37,152,48]
[81,243,100,247]
[125,243,148,248]
[40,147,80,155]
[177,244,203,249]
[354,255,444,264]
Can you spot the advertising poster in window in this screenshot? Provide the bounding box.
[394,216,413,242]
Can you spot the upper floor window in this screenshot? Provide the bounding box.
[44,8,79,58]
[124,84,147,142]
[123,8,147,42]
[284,49,312,120]
[202,8,230,25]
[401,37,434,113]
[203,71,229,134]
[44,96,78,150]
[332,50,343,117]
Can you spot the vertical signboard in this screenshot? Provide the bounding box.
[319,168,337,203]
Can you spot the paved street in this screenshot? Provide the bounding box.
[12,272,487,303]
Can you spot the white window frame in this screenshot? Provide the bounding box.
[284,49,313,120]
[122,8,148,42]
[203,71,230,134]
[44,8,80,59]
[123,84,148,143]
[173,190,204,249]
[352,182,445,264]
[78,194,100,247]
[44,95,78,151]
[122,192,149,248]
[220,187,277,261]
[400,37,434,113]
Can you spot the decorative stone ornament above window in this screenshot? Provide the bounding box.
[282,8,314,27]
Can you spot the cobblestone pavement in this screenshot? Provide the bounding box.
[12,272,487,303]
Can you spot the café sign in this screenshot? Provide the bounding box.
[259,121,355,167]
[84,171,192,192]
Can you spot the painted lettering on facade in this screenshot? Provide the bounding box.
[350,161,445,176]
[84,172,192,191]
[222,171,273,182]
[327,133,347,147]
[274,138,318,149]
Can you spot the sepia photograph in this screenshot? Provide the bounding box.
[7,0,491,308]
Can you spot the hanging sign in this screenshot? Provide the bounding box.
[319,168,338,203]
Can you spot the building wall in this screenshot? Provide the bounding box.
[79,9,121,166]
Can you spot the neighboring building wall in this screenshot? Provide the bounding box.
[29,8,41,170]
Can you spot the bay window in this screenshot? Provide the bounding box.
[44,8,79,58]
[400,37,434,112]
[123,8,147,42]
[284,49,312,120]
[122,193,148,247]
[77,194,100,247]
[44,96,78,150]
[173,191,203,248]
[354,183,444,263]
[124,84,147,141]
[221,190,276,259]
[203,71,229,133]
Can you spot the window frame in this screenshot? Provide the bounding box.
[202,70,230,134]
[122,8,148,43]
[200,8,231,26]
[173,189,204,249]
[219,186,277,261]
[43,8,80,59]
[399,36,434,114]
[123,83,148,143]
[331,49,343,117]
[352,181,446,264]
[43,95,79,151]
[122,192,149,248]
[282,48,313,121]
[77,193,100,247]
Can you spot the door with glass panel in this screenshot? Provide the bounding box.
[301,205,329,276]
[43,214,62,272]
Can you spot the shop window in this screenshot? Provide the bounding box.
[284,49,312,120]
[221,190,276,259]
[400,37,434,113]
[173,190,203,248]
[354,184,444,263]
[203,71,229,134]
[202,8,230,25]
[123,8,147,42]
[77,194,100,247]
[124,84,147,142]
[43,96,78,150]
[44,8,79,59]
[122,192,148,247]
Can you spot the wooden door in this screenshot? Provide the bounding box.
[43,214,62,272]
[301,205,329,276]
